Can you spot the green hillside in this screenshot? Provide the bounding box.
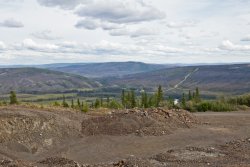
[0,68,100,94]
[100,64,250,96]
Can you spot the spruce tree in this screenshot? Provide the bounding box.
[131,90,136,108]
[62,95,69,108]
[94,99,100,108]
[192,92,196,100]
[100,98,103,107]
[107,97,110,105]
[195,87,201,102]
[71,99,74,108]
[82,102,89,112]
[121,89,125,107]
[181,93,186,108]
[141,91,148,108]
[144,92,148,108]
[156,85,163,107]
[188,90,192,101]
[148,96,154,107]
[77,98,81,108]
[10,91,18,105]
[126,91,131,108]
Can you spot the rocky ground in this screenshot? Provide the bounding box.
[0,106,249,167]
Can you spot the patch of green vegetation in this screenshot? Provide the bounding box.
[2,86,250,113]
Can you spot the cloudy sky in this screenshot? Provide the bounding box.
[0,0,250,65]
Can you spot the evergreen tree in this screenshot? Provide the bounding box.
[62,95,69,108]
[100,98,103,107]
[181,93,186,108]
[144,92,148,108]
[141,91,145,108]
[188,90,192,101]
[192,92,196,100]
[141,91,148,108]
[126,91,131,108]
[121,89,125,106]
[107,97,110,105]
[131,90,136,108]
[168,97,175,109]
[94,99,101,108]
[9,91,18,105]
[156,85,163,107]
[148,95,154,107]
[77,98,81,108]
[71,99,74,108]
[195,87,201,102]
[82,102,89,112]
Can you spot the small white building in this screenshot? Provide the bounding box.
[174,99,179,105]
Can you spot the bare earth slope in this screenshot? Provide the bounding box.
[0,106,249,166]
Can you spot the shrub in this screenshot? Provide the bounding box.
[53,101,61,107]
[195,101,236,112]
[108,100,123,109]
[10,91,18,105]
[81,102,89,113]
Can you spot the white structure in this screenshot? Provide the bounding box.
[174,99,179,105]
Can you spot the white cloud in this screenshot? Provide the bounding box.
[59,41,78,48]
[75,0,165,24]
[11,38,183,57]
[220,40,250,51]
[36,0,90,9]
[21,38,59,52]
[75,18,122,30]
[31,30,61,40]
[166,20,197,28]
[0,41,6,50]
[241,35,250,41]
[109,27,156,38]
[0,18,23,28]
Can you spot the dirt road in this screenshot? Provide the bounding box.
[0,106,249,166]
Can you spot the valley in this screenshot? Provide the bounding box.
[1,62,250,104]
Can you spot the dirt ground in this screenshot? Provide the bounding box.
[0,106,249,167]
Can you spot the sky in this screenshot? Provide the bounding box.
[0,0,250,65]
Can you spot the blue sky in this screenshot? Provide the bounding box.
[0,0,250,65]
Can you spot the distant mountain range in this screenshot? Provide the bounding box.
[0,68,99,94]
[46,62,171,78]
[0,62,171,78]
[0,62,250,96]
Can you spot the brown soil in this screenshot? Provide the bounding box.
[0,106,249,167]
[82,108,197,136]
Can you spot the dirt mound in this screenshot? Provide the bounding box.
[0,159,33,167]
[79,137,250,167]
[0,106,82,155]
[82,108,197,136]
[38,157,81,167]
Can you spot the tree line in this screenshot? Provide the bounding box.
[2,86,249,112]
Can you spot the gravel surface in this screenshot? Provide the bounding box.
[0,106,249,167]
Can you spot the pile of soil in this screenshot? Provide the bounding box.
[0,106,82,154]
[38,157,81,167]
[0,106,249,167]
[76,137,250,167]
[82,108,197,136]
